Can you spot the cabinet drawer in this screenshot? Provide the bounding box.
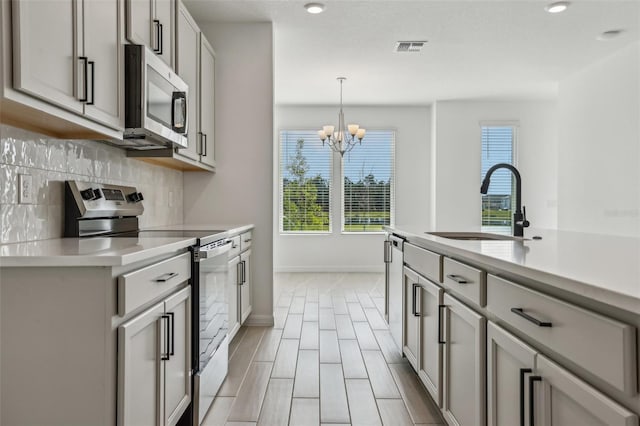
[240,230,252,251]
[118,252,191,316]
[487,275,637,395]
[228,235,241,258]
[404,243,442,283]
[443,257,486,307]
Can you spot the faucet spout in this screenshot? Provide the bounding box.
[480,163,530,237]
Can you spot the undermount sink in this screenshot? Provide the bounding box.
[426,231,529,241]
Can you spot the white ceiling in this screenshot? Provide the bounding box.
[184,0,640,105]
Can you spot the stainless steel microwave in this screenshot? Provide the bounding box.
[123,44,188,150]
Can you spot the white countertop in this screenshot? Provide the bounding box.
[388,226,640,314]
[0,237,196,267]
[0,224,255,267]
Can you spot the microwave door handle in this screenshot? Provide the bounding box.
[171,92,187,133]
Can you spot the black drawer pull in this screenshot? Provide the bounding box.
[446,274,468,284]
[529,375,542,426]
[153,272,178,282]
[511,308,552,327]
[438,304,446,344]
[519,368,532,426]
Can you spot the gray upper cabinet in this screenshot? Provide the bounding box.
[126,0,174,68]
[198,35,216,168]
[176,2,200,162]
[12,0,123,129]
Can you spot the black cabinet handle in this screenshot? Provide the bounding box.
[161,314,170,360]
[438,304,446,344]
[237,262,243,285]
[153,20,161,53]
[158,23,164,55]
[519,368,532,426]
[87,60,95,105]
[78,56,88,102]
[529,375,542,426]
[446,274,468,284]
[411,283,420,317]
[511,308,552,327]
[202,133,207,156]
[153,272,178,282]
[167,312,175,356]
[242,260,246,284]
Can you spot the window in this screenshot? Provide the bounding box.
[342,130,395,232]
[481,124,516,233]
[280,130,332,232]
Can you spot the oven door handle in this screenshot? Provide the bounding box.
[198,240,232,260]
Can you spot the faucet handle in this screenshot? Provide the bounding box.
[521,206,530,228]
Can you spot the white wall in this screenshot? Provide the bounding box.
[557,41,640,237]
[275,106,431,272]
[183,22,274,324]
[431,100,558,231]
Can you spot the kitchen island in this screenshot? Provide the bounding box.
[386,225,640,425]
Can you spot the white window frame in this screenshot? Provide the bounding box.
[340,129,396,235]
[479,121,519,234]
[279,129,333,235]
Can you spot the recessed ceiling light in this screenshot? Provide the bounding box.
[597,29,624,41]
[304,3,325,14]
[544,1,570,13]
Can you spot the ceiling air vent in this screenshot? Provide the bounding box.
[395,41,427,52]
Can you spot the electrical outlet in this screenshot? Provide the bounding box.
[19,174,33,204]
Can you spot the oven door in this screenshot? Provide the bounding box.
[193,240,232,424]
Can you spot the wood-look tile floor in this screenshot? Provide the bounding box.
[202,272,445,426]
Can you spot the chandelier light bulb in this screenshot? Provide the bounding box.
[348,124,359,135]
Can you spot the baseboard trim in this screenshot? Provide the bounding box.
[275,266,385,273]
[244,314,274,326]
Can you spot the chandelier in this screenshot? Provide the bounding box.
[317,77,366,156]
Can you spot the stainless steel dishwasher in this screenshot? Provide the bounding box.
[384,233,405,350]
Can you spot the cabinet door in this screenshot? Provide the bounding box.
[228,256,241,340]
[239,249,252,324]
[164,287,191,426]
[487,321,536,426]
[12,0,83,113]
[199,35,216,168]
[175,2,200,161]
[83,0,123,129]
[535,355,638,426]
[154,0,174,67]
[442,293,486,426]
[402,267,420,370]
[125,0,153,50]
[418,278,444,407]
[118,301,165,426]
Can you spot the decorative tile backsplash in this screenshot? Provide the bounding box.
[0,124,183,244]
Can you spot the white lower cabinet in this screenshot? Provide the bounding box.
[418,276,444,407]
[403,266,420,370]
[228,255,241,341]
[118,286,191,426]
[533,355,638,426]
[487,321,537,426]
[240,248,252,323]
[442,293,486,426]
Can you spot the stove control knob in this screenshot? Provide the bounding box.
[127,192,144,203]
[80,188,95,200]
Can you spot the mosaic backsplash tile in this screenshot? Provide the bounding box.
[0,124,184,244]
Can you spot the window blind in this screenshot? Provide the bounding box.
[280,130,332,232]
[481,126,515,230]
[342,130,395,232]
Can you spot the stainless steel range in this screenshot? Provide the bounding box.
[64,180,230,425]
